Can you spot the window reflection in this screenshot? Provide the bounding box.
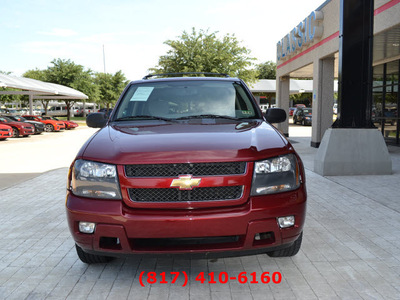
[373,60,399,144]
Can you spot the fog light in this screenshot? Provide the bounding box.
[79,222,96,234]
[278,216,295,228]
[255,232,272,240]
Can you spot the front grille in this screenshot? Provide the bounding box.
[0,129,9,132]
[125,162,246,177]
[129,186,243,202]
[131,236,241,251]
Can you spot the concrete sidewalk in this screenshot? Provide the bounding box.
[0,131,400,299]
[0,126,98,190]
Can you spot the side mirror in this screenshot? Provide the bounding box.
[86,112,108,128]
[264,108,287,123]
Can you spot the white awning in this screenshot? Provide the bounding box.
[0,73,88,100]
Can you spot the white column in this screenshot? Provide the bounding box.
[276,76,290,136]
[29,93,34,115]
[311,57,335,147]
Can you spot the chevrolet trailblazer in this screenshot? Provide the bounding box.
[66,73,307,263]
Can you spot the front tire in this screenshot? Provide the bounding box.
[75,244,113,264]
[267,232,303,257]
[12,127,19,138]
[44,124,54,132]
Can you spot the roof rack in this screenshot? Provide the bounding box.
[142,72,230,80]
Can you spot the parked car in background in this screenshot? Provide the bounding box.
[22,115,65,132]
[6,115,45,134]
[98,108,113,118]
[5,108,19,116]
[294,104,306,108]
[42,116,79,130]
[0,116,35,137]
[73,103,97,117]
[45,104,73,117]
[293,107,312,126]
[289,107,296,116]
[33,109,44,116]
[259,104,269,113]
[0,124,13,140]
[17,108,28,115]
[333,103,338,115]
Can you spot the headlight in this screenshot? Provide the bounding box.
[251,154,300,195]
[70,159,122,199]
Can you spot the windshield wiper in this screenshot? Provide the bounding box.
[175,114,241,121]
[114,115,176,122]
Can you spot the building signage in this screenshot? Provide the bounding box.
[277,11,324,62]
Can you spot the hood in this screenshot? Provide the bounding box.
[26,120,44,126]
[42,119,59,124]
[7,121,33,127]
[80,121,290,164]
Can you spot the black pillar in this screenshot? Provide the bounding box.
[333,0,375,128]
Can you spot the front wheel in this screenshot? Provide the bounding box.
[44,124,54,132]
[75,244,113,264]
[267,232,303,257]
[12,127,19,138]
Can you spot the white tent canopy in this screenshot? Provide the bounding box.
[0,73,88,114]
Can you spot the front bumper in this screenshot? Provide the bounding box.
[0,130,12,138]
[20,127,34,135]
[34,125,45,134]
[66,123,78,129]
[66,188,306,257]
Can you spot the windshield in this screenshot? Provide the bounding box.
[0,117,11,123]
[113,80,258,121]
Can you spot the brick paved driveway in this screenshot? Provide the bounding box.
[1,135,399,299]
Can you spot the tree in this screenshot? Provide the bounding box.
[0,71,21,106]
[44,59,99,119]
[94,71,128,109]
[23,69,52,114]
[150,28,258,84]
[23,69,48,81]
[256,61,276,79]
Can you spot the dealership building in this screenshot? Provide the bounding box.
[276,0,400,148]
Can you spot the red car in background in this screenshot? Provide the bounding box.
[0,116,34,137]
[42,116,79,130]
[22,115,65,132]
[289,107,296,116]
[294,104,306,108]
[0,124,13,140]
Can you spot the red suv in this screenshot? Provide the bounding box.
[66,74,307,263]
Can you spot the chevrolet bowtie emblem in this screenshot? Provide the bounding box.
[170,175,201,190]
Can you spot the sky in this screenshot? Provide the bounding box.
[1,0,322,81]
